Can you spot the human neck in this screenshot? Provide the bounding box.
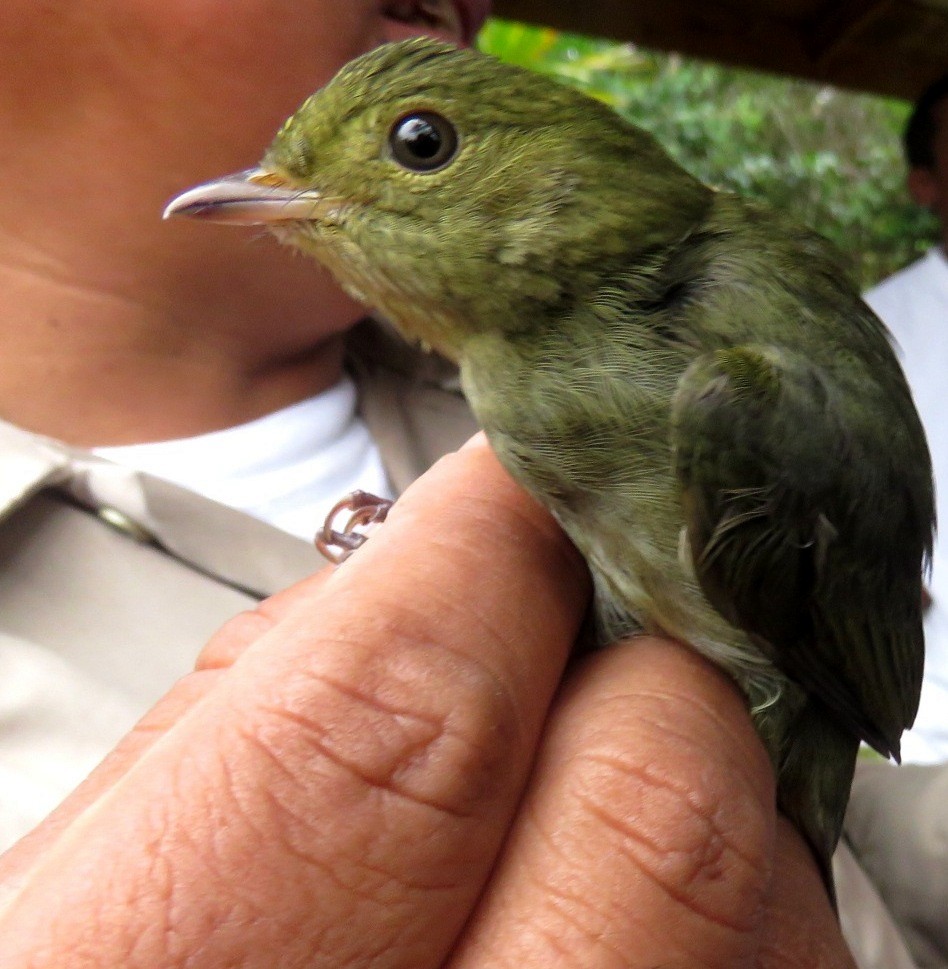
[0,233,351,447]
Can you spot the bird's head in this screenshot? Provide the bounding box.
[166,38,709,360]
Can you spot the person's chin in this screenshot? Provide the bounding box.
[380,1,485,47]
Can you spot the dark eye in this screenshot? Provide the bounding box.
[388,111,459,172]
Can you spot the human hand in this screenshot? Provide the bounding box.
[0,438,853,967]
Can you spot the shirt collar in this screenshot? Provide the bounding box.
[0,417,323,598]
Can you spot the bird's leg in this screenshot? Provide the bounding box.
[315,490,394,564]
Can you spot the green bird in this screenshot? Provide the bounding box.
[165,38,934,896]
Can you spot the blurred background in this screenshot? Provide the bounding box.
[479,2,948,288]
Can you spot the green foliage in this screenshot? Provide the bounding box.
[479,19,939,288]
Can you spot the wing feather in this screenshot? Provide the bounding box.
[672,345,928,758]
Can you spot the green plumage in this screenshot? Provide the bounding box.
[170,38,935,898]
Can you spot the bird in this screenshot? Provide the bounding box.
[165,37,935,897]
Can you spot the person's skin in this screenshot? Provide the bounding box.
[0,0,479,446]
[0,440,852,967]
[907,97,948,247]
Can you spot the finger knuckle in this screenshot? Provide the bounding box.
[571,696,771,935]
[242,630,523,825]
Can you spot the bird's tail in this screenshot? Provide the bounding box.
[774,698,861,908]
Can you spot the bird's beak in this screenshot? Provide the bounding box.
[163,168,326,225]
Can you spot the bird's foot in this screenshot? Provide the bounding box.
[315,490,393,564]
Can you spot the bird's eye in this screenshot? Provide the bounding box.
[388,111,458,173]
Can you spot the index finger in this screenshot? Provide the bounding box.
[2,439,590,969]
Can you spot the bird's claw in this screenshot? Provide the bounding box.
[315,490,393,564]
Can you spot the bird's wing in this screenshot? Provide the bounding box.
[671,344,927,759]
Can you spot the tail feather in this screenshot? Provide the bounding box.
[771,698,860,908]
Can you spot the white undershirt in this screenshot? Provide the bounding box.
[865,246,948,764]
[94,375,392,542]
